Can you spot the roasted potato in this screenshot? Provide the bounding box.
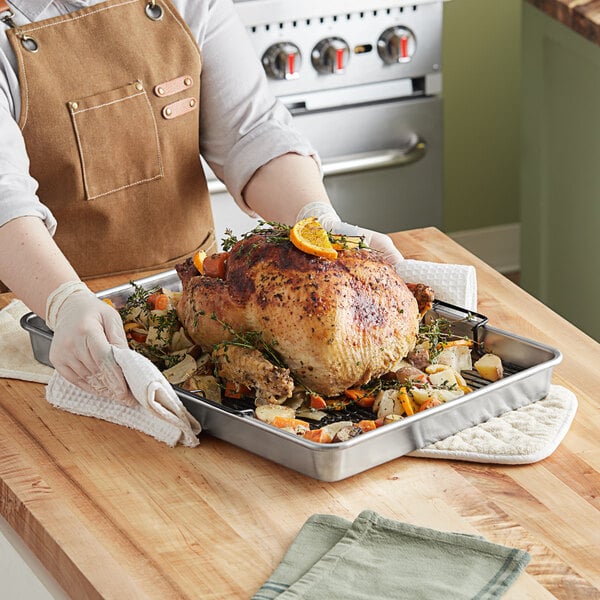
[474,353,504,382]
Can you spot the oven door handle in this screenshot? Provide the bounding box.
[321,136,427,178]
[206,136,426,195]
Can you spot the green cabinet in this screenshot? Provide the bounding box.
[521,3,600,340]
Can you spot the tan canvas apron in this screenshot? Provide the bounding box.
[3,0,215,279]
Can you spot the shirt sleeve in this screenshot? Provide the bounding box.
[0,105,57,234]
[195,0,320,215]
[0,57,57,234]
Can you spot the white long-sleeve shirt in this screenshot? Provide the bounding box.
[0,0,316,233]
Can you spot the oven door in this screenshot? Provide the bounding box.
[291,95,443,233]
[207,95,442,245]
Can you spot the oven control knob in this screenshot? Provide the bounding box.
[311,37,350,75]
[261,42,302,80]
[377,26,416,64]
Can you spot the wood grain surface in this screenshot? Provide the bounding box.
[527,0,600,45]
[1,227,599,599]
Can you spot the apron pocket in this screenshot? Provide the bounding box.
[69,81,163,200]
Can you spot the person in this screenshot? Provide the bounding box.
[0,0,403,402]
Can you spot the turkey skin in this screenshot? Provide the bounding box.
[176,229,420,397]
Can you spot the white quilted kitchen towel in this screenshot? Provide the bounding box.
[395,259,478,312]
[409,385,577,464]
[46,346,201,448]
[0,299,54,383]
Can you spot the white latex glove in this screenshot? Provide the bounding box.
[296,202,403,265]
[46,281,133,405]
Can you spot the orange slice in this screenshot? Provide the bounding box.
[192,249,206,274]
[290,217,338,260]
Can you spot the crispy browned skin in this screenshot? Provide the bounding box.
[176,230,420,396]
[405,282,435,317]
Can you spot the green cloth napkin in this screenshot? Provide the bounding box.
[253,510,530,600]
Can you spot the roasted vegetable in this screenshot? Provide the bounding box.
[255,404,295,424]
[162,354,198,385]
[474,353,504,382]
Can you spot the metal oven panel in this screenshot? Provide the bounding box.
[238,0,443,98]
[21,270,562,482]
[291,95,443,232]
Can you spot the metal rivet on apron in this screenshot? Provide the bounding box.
[135,82,143,91]
[157,86,165,95]
[184,78,192,86]
[70,101,79,110]
[163,107,172,117]
[189,99,196,107]
[145,1,163,21]
[20,35,39,53]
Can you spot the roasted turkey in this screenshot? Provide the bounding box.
[176,227,421,397]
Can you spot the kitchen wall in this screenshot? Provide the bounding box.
[442,0,522,267]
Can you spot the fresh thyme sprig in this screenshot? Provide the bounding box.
[209,312,287,369]
[119,281,160,321]
[220,220,370,255]
[418,317,474,361]
[221,220,291,252]
[131,341,182,370]
[327,232,369,250]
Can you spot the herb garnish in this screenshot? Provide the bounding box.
[417,317,474,361]
[221,221,291,252]
[209,312,287,369]
[120,282,183,370]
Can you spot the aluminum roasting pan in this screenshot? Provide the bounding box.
[21,269,563,482]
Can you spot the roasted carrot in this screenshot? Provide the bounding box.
[343,388,366,400]
[147,292,169,311]
[343,388,376,408]
[398,387,415,416]
[356,395,375,408]
[203,252,229,278]
[325,398,351,410]
[129,330,147,343]
[223,381,251,399]
[419,398,443,412]
[309,394,327,410]
[356,420,378,432]
[303,428,333,443]
[271,416,310,433]
[437,338,474,349]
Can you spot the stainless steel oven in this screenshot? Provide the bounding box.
[207,0,443,244]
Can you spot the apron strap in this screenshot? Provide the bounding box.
[2,2,40,52]
[1,0,19,31]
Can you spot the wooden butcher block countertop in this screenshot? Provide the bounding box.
[1,227,599,599]
[527,0,600,45]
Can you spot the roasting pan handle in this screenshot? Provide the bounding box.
[321,135,427,178]
[206,136,427,195]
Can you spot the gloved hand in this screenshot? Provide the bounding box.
[46,281,133,404]
[296,202,403,265]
